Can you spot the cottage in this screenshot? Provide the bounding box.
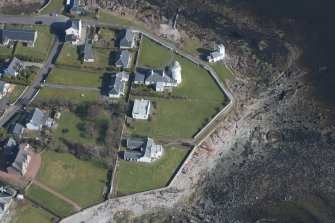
[26,108,53,131]
[115,51,131,68]
[8,123,24,136]
[124,137,163,162]
[0,194,12,220]
[207,44,225,63]
[134,61,181,92]
[132,99,151,120]
[68,0,87,15]
[108,72,129,98]
[81,43,94,62]
[117,29,135,49]
[4,57,22,78]
[0,29,37,47]
[6,144,32,176]
[65,19,82,45]
[0,81,10,99]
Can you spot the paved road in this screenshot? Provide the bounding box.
[33,180,82,211]
[43,83,100,92]
[0,37,62,127]
[0,14,68,26]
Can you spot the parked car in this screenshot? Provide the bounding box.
[35,21,43,25]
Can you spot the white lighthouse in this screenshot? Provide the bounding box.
[171,61,182,84]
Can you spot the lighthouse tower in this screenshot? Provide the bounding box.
[172,61,182,84]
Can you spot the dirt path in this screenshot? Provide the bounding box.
[32,180,82,211]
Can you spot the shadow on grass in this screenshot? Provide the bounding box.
[197,47,212,61]
[100,73,111,95]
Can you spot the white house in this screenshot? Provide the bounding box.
[4,57,22,78]
[207,44,225,63]
[65,19,82,45]
[124,137,163,163]
[0,81,10,99]
[108,72,129,98]
[132,99,150,120]
[26,108,53,131]
[7,143,32,176]
[134,61,182,92]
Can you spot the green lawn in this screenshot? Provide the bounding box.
[84,48,110,68]
[34,88,101,103]
[15,26,55,62]
[27,184,75,217]
[36,150,108,208]
[54,111,98,145]
[211,63,235,81]
[47,68,103,88]
[15,202,55,223]
[138,37,173,68]
[180,37,202,57]
[116,148,189,194]
[56,44,81,66]
[8,85,26,104]
[156,100,220,138]
[0,45,14,60]
[41,0,64,14]
[95,10,147,31]
[172,54,225,102]
[100,28,116,42]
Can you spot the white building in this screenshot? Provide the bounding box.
[171,61,182,84]
[65,19,82,45]
[207,44,225,63]
[132,99,151,120]
[124,137,163,163]
[134,61,182,92]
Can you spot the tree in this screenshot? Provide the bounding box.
[83,121,94,139]
[0,127,7,141]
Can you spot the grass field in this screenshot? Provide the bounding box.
[34,88,101,103]
[15,26,55,61]
[211,63,235,81]
[56,44,81,66]
[54,111,100,145]
[95,10,146,31]
[36,150,108,208]
[156,100,221,138]
[180,37,202,57]
[84,48,110,68]
[46,68,103,88]
[0,45,14,59]
[8,85,26,104]
[15,202,55,223]
[138,37,173,68]
[27,184,75,217]
[100,28,116,43]
[41,0,64,14]
[116,148,189,194]
[172,54,225,102]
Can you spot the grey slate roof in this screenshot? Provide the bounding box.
[134,72,145,83]
[27,108,46,127]
[118,29,135,48]
[8,123,24,136]
[136,68,176,85]
[69,0,87,14]
[115,51,131,68]
[108,72,129,96]
[127,138,146,149]
[0,195,12,215]
[7,145,31,175]
[6,57,22,75]
[124,150,143,160]
[0,29,37,44]
[0,81,8,93]
[65,18,80,30]
[83,43,94,60]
